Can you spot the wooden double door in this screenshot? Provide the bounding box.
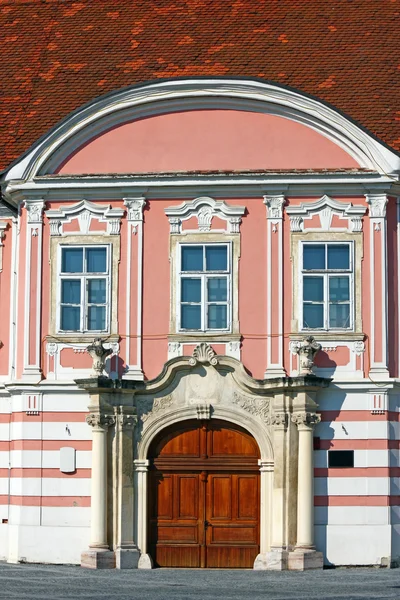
[148,420,260,568]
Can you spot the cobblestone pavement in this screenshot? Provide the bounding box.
[1,563,400,600]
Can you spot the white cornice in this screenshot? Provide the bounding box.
[45,198,124,235]
[165,196,245,234]
[2,79,400,183]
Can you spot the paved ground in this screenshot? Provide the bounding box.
[0,563,399,600]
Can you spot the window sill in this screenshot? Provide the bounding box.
[169,332,241,343]
[46,334,119,344]
[290,332,364,341]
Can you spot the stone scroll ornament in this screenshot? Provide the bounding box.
[86,338,113,378]
[292,336,321,375]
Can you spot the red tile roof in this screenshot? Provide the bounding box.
[1,0,400,172]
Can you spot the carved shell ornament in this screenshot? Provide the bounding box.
[189,343,219,367]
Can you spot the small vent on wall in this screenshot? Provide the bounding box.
[328,450,354,468]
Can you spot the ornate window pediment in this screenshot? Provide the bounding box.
[45,199,125,236]
[286,195,366,233]
[165,196,245,234]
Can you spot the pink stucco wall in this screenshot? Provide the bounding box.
[56,110,359,174]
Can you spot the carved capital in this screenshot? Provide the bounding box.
[189,342,218,366]
[117,413,138,430]
[271,412,288,430]
[263,194,285,220]
[124,197,146,222]
[292,336,321,375]
[292,412,321,430]
[365,194,388,218]
[86,413,115,430]
[86,338,113,378]
[25,200,45,224]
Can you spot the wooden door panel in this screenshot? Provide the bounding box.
[152,474,173,519]
[177,475,198,519]
[237,475,259,519]
[209,475,232,519]
[210,525,256,543]
[209,427,259,458]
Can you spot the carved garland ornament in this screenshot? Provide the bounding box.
[138,395,174,423]
[231,392,270,423]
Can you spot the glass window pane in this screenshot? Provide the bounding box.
[86,248,107,273]
[329,277,350,302]
[88,306,106,330]
[208,304,227,329]
[61,280,81,304]
[329,304,350,328]
[61,248,83,273]
[328,245,349,270]
[206,246,227,271]
[181,278,201,302]
[303,304,324,328]
[303,277,324,302]
[181,305,201,329]
[181,246,203,271]
[61,306,80,330]
[303,244,325,270]
[207,278,227,302]
[88,279,106,304]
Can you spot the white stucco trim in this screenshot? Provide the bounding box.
[3,79,400,182]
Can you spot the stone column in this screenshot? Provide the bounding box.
[134,459,153,569]
[289,412,323,570]
[81,412,115,569]
[115,410,140,569]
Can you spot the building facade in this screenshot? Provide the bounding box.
[1,78,400,569]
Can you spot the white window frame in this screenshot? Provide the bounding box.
[300,241,354,332]
[177,242,232,333]
[57,244,111,334]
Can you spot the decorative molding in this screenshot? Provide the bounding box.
[196,403,212,420]
[25,200,45,224]
[138,395,174,423]
[123,197,146,221]
[227,340,241,360]
[365,194,388,219]
[117,412,138,430]
[291,412,321,430]
[0,222,7,272]
[270,413,288,430]
[85,413,115,430]
[263,194,285,220]
[86,338,113,377]
[45,199,124,235]
[353,341,365,356]
[46,342,58,357]
[165,196,245,234]
[291,336,321,375]
[168,342,181,360]
[231,392,270,423]
[189,342,218,366]
[286,194,367,232]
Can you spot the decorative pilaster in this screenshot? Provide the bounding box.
[366,194,389,379]
[263,194,286,378]
[289,411,323,570]
[134,459,153,569]
[21,199,45,382]
[123,197,146,380]
[81,412,115,569]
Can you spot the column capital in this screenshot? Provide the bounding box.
[117,412,138,430]
[25,199,46,224]
[271,412,288,430]
[365,193,388,218]
[86,413,115,431]
[263,194,286,219]
[123,197,146,222]
[291,412,321,431]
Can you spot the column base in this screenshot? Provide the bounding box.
[288,549,324,571]
[138,553,154,569]
[81,549,115,569]
[115,548,140,569]
[254,549,288,570]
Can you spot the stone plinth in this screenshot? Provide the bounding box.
[288,550,324,571]
[115,548,140,569]
[81,550,115,569]
[254,549,288,570]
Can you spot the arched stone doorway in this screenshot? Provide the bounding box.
[148,419,260,568]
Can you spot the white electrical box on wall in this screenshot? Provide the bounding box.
[60,447,76,473]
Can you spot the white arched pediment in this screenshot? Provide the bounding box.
[4,78,400,181]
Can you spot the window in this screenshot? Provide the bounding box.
[179,244,230,331]
[59,246,110,333]
[301,242,352,330]
[328,450,354,468]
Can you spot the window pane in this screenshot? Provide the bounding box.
[61,248,83,273]
[329,277,349,302]
[86,248,107,273]
[303,244,325,270]
[88,306,106,330]
[88,279,106,304]
[61,280,81,304]
[328,245,349,270]
[329,304,350,328]
[181,278,201,302]
[181,246,203,271]
[61,306,80,330]
[303,277,324,302]
[206,246,227,271]
[181,305,201,329]
[303,304,324,328]
[208,304,227,329]
[207,278,227,302]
